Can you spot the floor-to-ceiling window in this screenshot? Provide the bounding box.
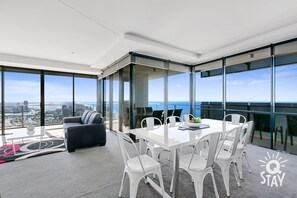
[0,67,97,133]
[122,66,130,132]
[168,70,190,120]
[112,72,119,131]
[134,65,164,127]
[275,41,297,154]
[225,48,272,148]
[103,77,110,129]
[44,73,73,125]
[195,60,223,120]
[74,76,97,116]
[4,69,41,129]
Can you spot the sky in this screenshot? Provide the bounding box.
[4,72,96,103]
[196,64,297,103]
[3,63,297,104]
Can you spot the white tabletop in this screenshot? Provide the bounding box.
[130,119,240,150]
[7,126,47,141]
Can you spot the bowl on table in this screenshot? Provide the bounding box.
[187,122,202,128]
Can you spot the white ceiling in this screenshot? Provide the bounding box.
[0,0,297,74]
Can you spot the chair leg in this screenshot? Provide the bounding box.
[251,129,255,143]
[210,170,219,198]
[233,162,241,187]
[119,171,126,198]
[129,177,139,198]
[260,129,263,140]
[170,150,176,193]
[167,151,171,161]
[244,151,252,173]
[290,135,293,146]
[170,174,174,193]
[156,169,165,197]
[217,161,230,196]
[274,130,277,148]
[193,177,203,198]
[280,127,284,144]
[236,153,243,180]
[150,149,158,179]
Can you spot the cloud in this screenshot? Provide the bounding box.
[227,81,244,86]
[249,80,268,85]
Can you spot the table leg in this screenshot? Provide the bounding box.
[39,135,44,151]
[172,148,180,198]
[12,140,16,155]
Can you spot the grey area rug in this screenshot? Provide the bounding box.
[0,132,296,198]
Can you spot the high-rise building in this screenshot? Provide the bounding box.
[24,100,29,112]
[62,105,70,118]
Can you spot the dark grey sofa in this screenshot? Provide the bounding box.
[63,110,106,152]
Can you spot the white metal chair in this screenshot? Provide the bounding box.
[224,121,254,179]
[183,114,195,125]
[216,126,242,196]
[223,114,247,125]
[175,132,223,198]
[165,116,181,127]
[223,114,246,140]
[201,126,242,197]
[141,117,164,162]
[117,131,165,198]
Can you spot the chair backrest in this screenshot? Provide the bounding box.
[116,131,145,173]
[165,116,180,127]
[141,117,162,130]
[173,109,183,117]
[286,115,297,136]
[183,114,195,123]
[136,107,145,114]
[167,109,174,117]
[241,121,254,147]
[224,114,246,125]
[145,107,153,113]
[152,110,163,121]
[188,132,223,170]
[219,126,242,157]
[253,113,270,131]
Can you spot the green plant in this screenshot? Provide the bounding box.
[191,117,201,123]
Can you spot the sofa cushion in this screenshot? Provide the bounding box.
[81,110,90,123]
[83,111,95,124]
[64,123,83,134]
[88,113,103,124]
